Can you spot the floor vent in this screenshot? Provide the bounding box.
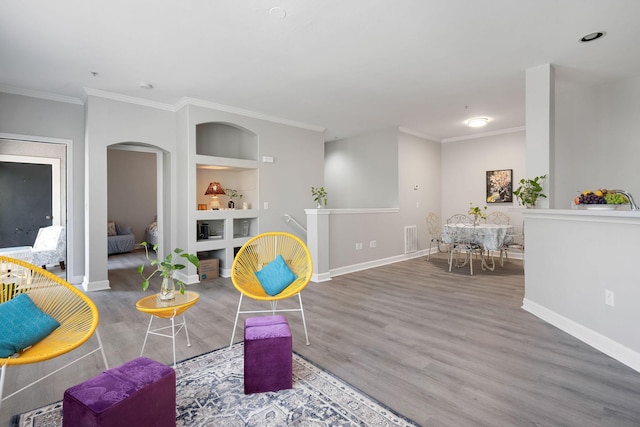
[404,225,418,253]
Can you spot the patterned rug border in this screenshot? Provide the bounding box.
[12,343,420,427]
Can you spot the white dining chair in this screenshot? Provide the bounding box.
[499,221,524,267]
[484,211,510,225]
[445,214,482,275]
[426,212,444,261]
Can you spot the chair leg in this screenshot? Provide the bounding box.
[0,363,6,409]
[171,317,176,369]
[1,330,109,404]
[230,294,244,348]
[141,315,154,357]
[94,327,109,369]
[298,293,310,346]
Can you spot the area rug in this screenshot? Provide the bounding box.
[12,343,419,426]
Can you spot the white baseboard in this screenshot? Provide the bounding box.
[522,298,640,373]
[329,249,429,278]
[311,272,332,283]
[82,278,111,292]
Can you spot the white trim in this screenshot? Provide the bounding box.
[0,133,74,282]
[330,249,428,277]
[311,271,332,283]
[0,85,83,105]
[81,88,326,132]
[322,208,400,215]
[83,87,175,111]
[82,278,111,292]
[176,97,326,132]
[522,298,640,373]
[442,126,526,143]
[398,127,440,142]
[0,133,70,145]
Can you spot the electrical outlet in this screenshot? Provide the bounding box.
[370,240,377,248]
[355,242,363,250]
[263,202,269,210]
[605,290,615,307]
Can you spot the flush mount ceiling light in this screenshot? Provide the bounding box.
[465,117,489,128]
[580,31,606,43]
[269,6,287,18]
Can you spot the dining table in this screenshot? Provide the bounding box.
[442,223,514,271]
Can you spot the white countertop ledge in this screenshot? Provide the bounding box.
[523,208,640,224]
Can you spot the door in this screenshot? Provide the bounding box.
[0,162,53,247]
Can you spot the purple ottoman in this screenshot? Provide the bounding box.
[62,357,176,427]
[244,315,292,394]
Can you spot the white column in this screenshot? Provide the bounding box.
[525,63,554,208]
[305,209,331,282]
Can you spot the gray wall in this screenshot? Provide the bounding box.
[554,74,640,207]
[325,128,442,272]
[325,128,399,208]
[107,148,157,243]
[0,92,85,282]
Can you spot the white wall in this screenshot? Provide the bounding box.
[441,130,526,233]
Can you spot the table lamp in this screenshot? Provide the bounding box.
[205,182,225,210]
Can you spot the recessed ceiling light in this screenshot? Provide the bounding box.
[580,31,606,43]
[139,82,154,89]
[269,6,287,18]
[465,117,489,128]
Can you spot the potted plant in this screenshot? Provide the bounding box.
[513,174,548,207]
[138,242,200,300]
[311,186,328,208]
[225,189,243,209]
[468,202,487,225]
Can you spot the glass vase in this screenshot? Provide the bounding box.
[160,277,176,301]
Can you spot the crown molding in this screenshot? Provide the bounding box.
[441,126,526,143]
[176,97,326,133]
[0,85,83,105]
[398,127,440,142]
[83,87,175,111]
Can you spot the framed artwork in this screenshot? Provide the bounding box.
[486,169,513,203]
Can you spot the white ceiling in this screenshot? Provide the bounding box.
[2,0,640,142]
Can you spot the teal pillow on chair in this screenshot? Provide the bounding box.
[255,254,298,296]
[0,293,61,358]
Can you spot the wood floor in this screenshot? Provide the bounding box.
[3,250,640,426]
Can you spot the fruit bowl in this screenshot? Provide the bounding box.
[574,189,629,207]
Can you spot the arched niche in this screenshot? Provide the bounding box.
[195,122,257,161]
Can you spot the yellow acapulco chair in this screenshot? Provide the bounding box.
[0,256,108,407]
[229,232,313,348]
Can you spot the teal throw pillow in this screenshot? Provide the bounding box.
[0,293,61,358]
[255,254,298,296]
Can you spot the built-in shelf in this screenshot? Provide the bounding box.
[193,122,259,278]
[195,154,257,170]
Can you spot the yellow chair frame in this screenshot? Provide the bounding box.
[0,256,108,406]
[230,232,313,348]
